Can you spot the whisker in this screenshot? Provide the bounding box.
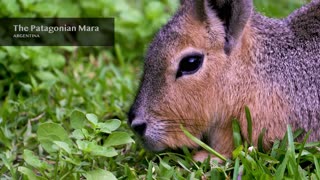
[160,120,208,127]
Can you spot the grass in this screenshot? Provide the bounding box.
[0,0,319,179]
[253,0,308,18]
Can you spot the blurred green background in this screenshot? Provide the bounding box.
[0,0,311,179]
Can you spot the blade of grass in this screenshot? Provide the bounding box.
[180,125,227,162]
[147,161,153,180]
[210,168,224,179]
[314,156,320,179]
[279,131,288,150]
[274,152,289,179]
[258,128,266,153]
[181,146,192,160]
[275,126,296,179]
[297,130,311,164]
[245,106,252,145]
[287,125,301,178]
[232,119,242,147]
[293,128,304,139]
[232,158,240,180]
[303,141,320,148]
[270,140,280,158]
[287,126,295,156]
[238,151,260,177]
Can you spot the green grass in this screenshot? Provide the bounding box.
[0,0,319,179]
[253,0,309,18]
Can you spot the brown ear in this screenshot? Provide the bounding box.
[205,0,253,54]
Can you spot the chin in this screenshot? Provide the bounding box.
[142,140,166,152]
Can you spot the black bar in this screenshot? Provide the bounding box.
[0,18,114,46]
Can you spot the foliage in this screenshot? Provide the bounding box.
[18,112,133,179]
[0,0,178,61]
[253,0,309,18]
[0,0,319,179]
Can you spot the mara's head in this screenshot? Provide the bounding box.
[128,0,253,151]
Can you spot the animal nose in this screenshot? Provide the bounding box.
[127,109,147,136]
[131,121,147,136]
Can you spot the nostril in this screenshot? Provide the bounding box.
[131,122,147,136]
[127,109,136,125]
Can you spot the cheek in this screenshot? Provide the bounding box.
[141,77,217,149]
[165,82,213,128]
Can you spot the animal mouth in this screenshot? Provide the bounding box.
[141,138,167,152]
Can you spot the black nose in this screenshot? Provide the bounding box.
[127,108,147,136]
[131,122,147,136]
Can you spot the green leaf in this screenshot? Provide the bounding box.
[48,54,65,68]
[32,57,50,68]
[104,132,134,147]
[53,141,72,154]
[0,154,12,172]
[97,119,121,134]
[86,113,98,126]
[103,119,121,131]
[81,128,92,139]
[71,129,85,140]
[90,145,118,158]
[0,128,11,148]
[19,82,32,93]
[54,69,70,84]
[38,81,56,90]
[84,169,117,180]
[76,140,89,151]
[23,150,48,170]
[37,123,72,153]
[76,140,117,157]
[232,145,243,159]
[35,71,57,81]
[30,75,38,88]
[8,64,24,73]
[76,140,118,157]
[64,156,81,166]
[70,110,86,129]
[18,167,46,180]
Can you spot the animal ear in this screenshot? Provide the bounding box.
[205,0,253,54]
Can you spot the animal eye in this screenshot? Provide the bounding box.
[176,54,204,78]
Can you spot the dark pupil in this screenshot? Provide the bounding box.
[176,55,203,78]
